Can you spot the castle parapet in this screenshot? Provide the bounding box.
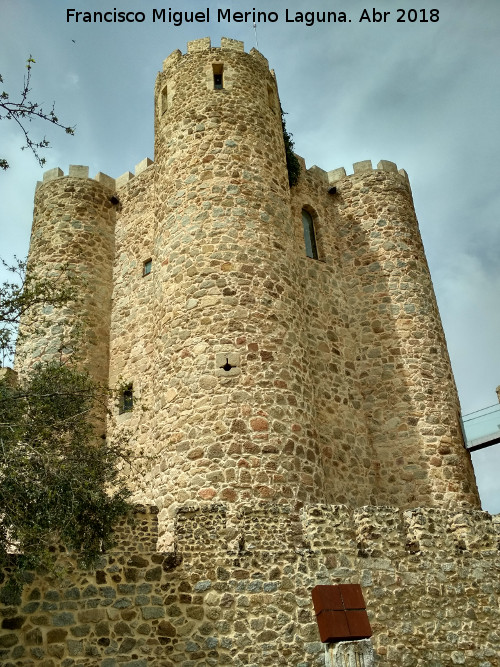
[35,159,155,194]
[116,158,154,189]
[295,158,410,187]
[36,164,116,192]
[327,159,408,184]
[171,503,498,562]
[163,37,270,73]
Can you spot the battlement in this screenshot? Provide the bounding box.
[162,37,271,73]
[298,157,410,185]
[35,158,155,194]
[35,164,115,192]
[157,502,500,560]
[35,157,408,196]
[115,157,154,189]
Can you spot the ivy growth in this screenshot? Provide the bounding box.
[281,107,301,188]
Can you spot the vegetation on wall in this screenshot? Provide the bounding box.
[281,108,301,187]
[0,258,131,592]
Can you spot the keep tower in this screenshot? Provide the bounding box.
[146,37,332,511]
[18,38,480,536]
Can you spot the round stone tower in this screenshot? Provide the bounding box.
[16,167,116,428]
[332,162,480,508]
[141,37,331,513]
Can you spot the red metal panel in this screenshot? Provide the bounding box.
[315,610,351,643]
[311,585,344,615]
[312,584,371,643]
[339,583,366,610]
[345,609,373,639]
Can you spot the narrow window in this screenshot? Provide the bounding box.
[302,209,318,259]
[213,63,223,90]
[143,258,152,276]
[119,384,133,414]
[267,84,276,113]
[160,84,168,116]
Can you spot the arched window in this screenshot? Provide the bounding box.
[302,209,318,259]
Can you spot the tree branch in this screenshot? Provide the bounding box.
[0,56,75,170]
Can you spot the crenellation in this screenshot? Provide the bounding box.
[307,164,329,181]
[326,160,408,186]
[38,165,116,190]
[95,171,115,190]
[175,504,227,553]
[237,503,303,553]
[42,166,63,182]
[354,506,405,560]
[221,37,245,52]
[187,36,212,53]
[68,164,89,178]
[1,502,498,666]
[377,159,398,173]
[134,157,153,175]
[248,46,269,68]
[115,170,134,188]
[448,508,498,553]
[328,166,347,183]
[353,159,373,173]
[162,48,182,71]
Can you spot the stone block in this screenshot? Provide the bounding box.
[135,158,153,175]
[325,639,374,667]
[215,352,240,377]
[115,171,134,188]
[69,165,89,178]
[95,172,116,190]
[187,37,211,53]
[328,167,347,183]
[353,160,373,173]
[43,167,63,182]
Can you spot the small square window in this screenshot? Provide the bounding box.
[119,384,133,414]
[143,259,152,276]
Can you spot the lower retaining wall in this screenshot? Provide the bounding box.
[1,503,499,666]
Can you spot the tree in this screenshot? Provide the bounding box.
[0,257,77,367]
[0,258,131,592]
[1,56,74,170]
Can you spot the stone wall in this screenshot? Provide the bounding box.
[1,503,498,666]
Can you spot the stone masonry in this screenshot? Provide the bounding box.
[6,37,497,665]
[0,504,499,666]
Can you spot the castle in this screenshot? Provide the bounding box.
[2,38,498,666]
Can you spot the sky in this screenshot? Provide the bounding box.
[1,0,499,512]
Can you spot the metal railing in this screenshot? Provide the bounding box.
[461,403,500,452]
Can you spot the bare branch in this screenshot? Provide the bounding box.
[1,56,75,170]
